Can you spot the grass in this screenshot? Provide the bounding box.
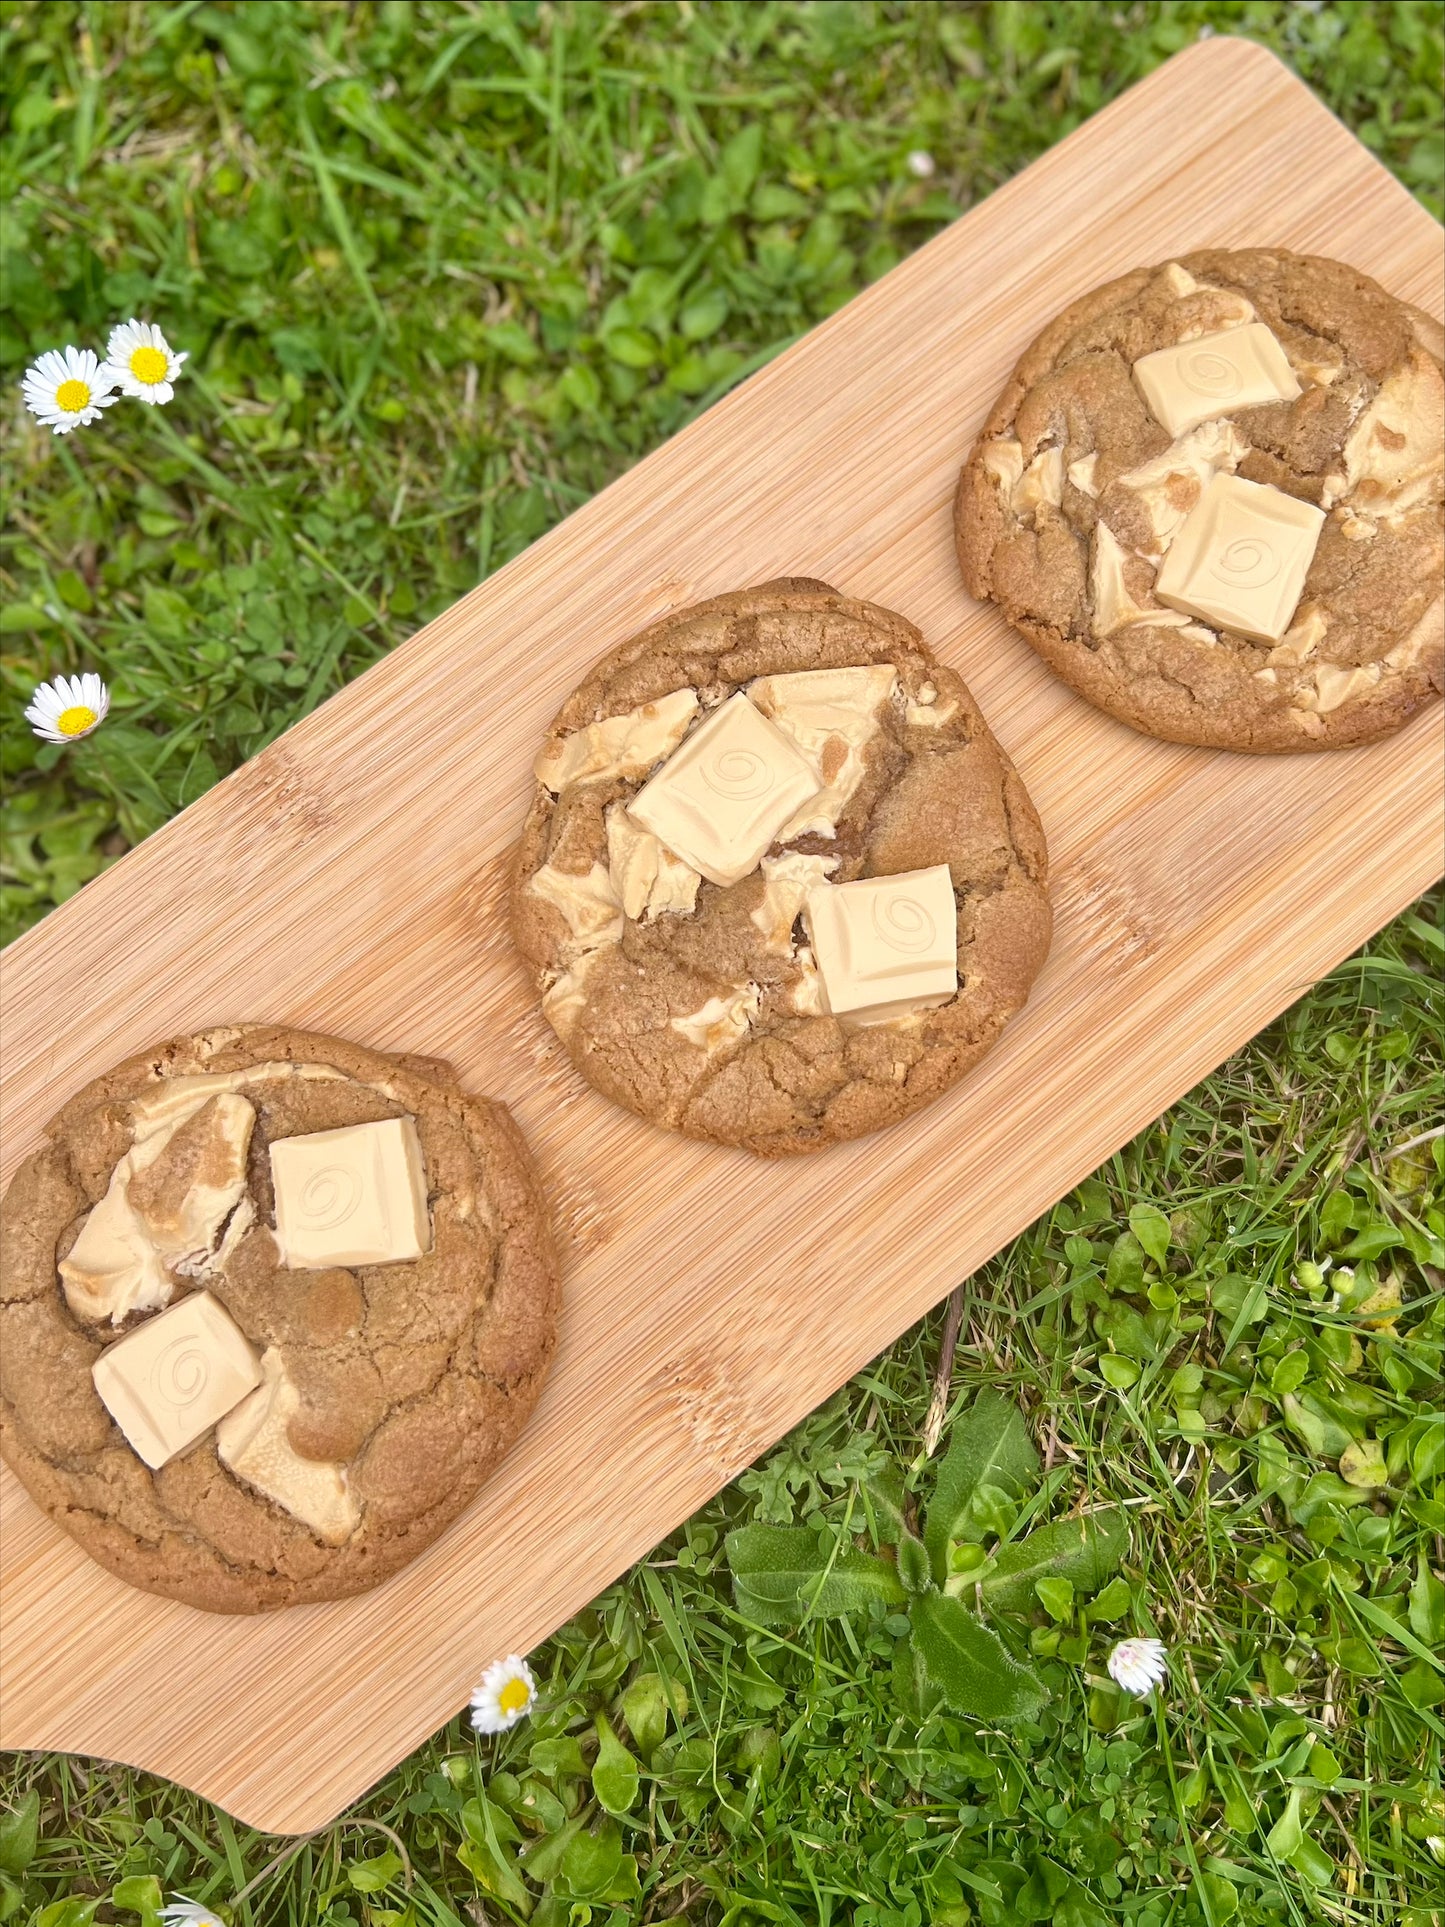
[0,2,1441,1924]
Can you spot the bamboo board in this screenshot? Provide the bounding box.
[2,36,1442,1834]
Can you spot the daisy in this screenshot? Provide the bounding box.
[20,347,118,434]
[906,150,936,179]
[470,1654,537,1734]
[1108,1636,1169,1697]
[102,319,188,405]
[24,672,109,744]
[161,1900,225,1927]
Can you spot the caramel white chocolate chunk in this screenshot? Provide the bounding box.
[541,945,609,1040]
[804,864,958,1022]
[1117,419,1249,558]
[61,1092,256,1326]
[748,665,897,839]
[1133,323,1301,437]
[670,982,761,1054]
[750,851,837,951]
[1154,473,1324,645]
[217,1348,360,1543]
[528,859,625,951]
[1091,522,1194,640]
[1320,348,1445,516]
[534,688,699,794]
[629,692,822,887]
[92,1288,262,1470]
[129,1061,346,1133]
[270,1115,430,1270]
[1067,453,1100,498]
[605,806,701,922]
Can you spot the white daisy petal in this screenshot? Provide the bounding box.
[24,673,109,745]
[101,318,188,405]
[1107,1637,1169,1697]
[161,1899,227,1927]
[469,1654,537,1734]
[20,344,117,434]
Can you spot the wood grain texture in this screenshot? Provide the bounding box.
[2,37,1441,1833]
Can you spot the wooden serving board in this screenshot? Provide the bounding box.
[2,37,1441,1833]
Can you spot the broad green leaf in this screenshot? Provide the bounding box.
[720,122,763,198]
[1401,1661,1445,1709]
[591,1711,639,1815]
[732,1581,812,1628]
[1338,1438,1387,1487]
[518,1812,585,1881]
[1409,1556,1445,1646]
[1100,1355,1139,1390]
[924,1393,1040,1582]
[1271,1350,1309,1396]
[457,1836,531,1915]
[602,325,660,369]
[559,363,601,413]
[976,1510,1128,1613]
[897,1531,932,1595]
[1128,1204,1171,1267]
[1289,1836,1336,1886]
[1337,1223,1405,1262]
[864,1461,908,1546]
[529,1736,588,1781]
[348,1848,404,1892]
[483,318,539,366]
[909,1593,1049,1721]
[460,1791,521,1849]
[1283,1392,1356,1458]
[511,1778,566,1833]
[1265,1787,1305,1858]
[1211,1273,1269,1334]
[734,1724,781,1781]
[1036,1576,1074,1622]
[108,1877,162,1924]
[1014,1853,1070,1919]
[1105,1233,1145,1295]
[621,1671,685,1759]
[35,1906,100,1927]
[1087,1577,1132,1622]
[0,1792,37,1876]
[679,289,729,341]
[557,1817,624,1899]
[1192,1872,1239,1922]
[459,1786,525,1923]
[726,1525,905,1621]
[600,1854,642,1904]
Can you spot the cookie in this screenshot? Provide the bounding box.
[511,580,1051,1155]
[956,249,1444,750]
[0,1026,558,1612]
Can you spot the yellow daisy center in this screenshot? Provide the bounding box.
[129,344,169,384]
[498,1678,531,1717]
[56,705,97,736]
[55,379,91,414]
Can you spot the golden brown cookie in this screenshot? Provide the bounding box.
[957,249,1443,750]
[511,580,1051,1154]
[0,1026,558,1612]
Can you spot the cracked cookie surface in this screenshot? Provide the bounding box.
[0,1026,558,1612]
[956,250,1444,751]
[511,580,1052,1155]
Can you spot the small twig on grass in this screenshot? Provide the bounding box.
[922,1286,966,1459]
[229,1828,327,1908]
[1383,1122,1445,1161]
[1321,1795,1368,1874]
